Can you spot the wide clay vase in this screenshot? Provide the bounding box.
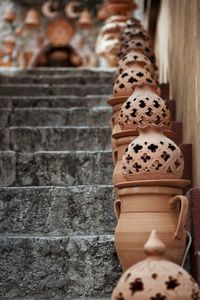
[114,180,190,271]
[113,132,137,197]
[112,230,200,300]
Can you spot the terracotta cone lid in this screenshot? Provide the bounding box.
[112,230,200,300]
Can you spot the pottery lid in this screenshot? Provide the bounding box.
[112,231,200,300]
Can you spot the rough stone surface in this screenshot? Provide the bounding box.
[0,68,118,299]
[13,151,113,187]
[9,107,111,126]
[0,151,16,187]
[0,95,110,109]
[0,235,120,299]
[0,186,116,235]
[6,127,111,152]
[0,75,113,85]
[0,84,112,96]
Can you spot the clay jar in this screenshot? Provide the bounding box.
[112,231,200,300]
[3,36,16,55]
[25,9,40,29]
[3,6,16,23]
[114,180,190,271]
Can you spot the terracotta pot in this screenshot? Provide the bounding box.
[114,180,190,271]
[25,9,40,29]
[122,125,184,181]
[107,3,133,16]
[112,230,200,300]
[113,134,137,197]
[78,9,93,29]
[3,6,16,23]
[3,37,16,55]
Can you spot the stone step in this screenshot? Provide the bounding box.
[2,107,111,127]
[0,84,112,96]
[0,234,120,299]
[0,67,115,76]
[0,151,113,187]
[0,95,110,109]
[1,126,111,152]
[0,186,115,235]
[0,74,113,85]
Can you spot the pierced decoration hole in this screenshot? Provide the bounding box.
[148,144,158,153]
[153,100,160,108]
[134,55,138,59]
[160,141,164,145]
[129,278,144,295]
[167,167,173,173]
[122,72,128,78]
[155,116,161,125]
[174,160,181,168]
[116,292,125,300]
[128,76,138,83]
[141,153,151,162]
[161,151,170,161]
[125,273,131,281]
[136,72,144,77]
[153,160,163,170]
[139,100,146,108]
[145,47,150,53]
[133,162,142,172]
[151,293,167,300]
[133,144,143,153]
[152,273,158,279]
[131,109,137,117]
[168,143,176,151]
[126,154,133,164]
[125,101,131,109]
[165,276,180,290]
[145,107,153,116]
[136,42,142,46]
[119,83,125,89]
[146,78,153,83]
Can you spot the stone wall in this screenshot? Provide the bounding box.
[155,0,200,186]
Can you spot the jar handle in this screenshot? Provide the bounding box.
[114,199,121,222]
[113,149,118,165]
[111,115,115,128]
[168,195,188,240]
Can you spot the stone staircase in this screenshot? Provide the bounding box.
[0,68,120,299]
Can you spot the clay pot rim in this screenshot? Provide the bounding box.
[107,95,128,106]
[112,128,174,139]
[115,179,191,189]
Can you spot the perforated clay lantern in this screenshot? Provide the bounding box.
[122,124,184,181]
[112,230,200,300]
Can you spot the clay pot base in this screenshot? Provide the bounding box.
[116,179,191,189]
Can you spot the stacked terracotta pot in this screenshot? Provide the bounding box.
[96,1,137,66]
[107,16,191,272]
